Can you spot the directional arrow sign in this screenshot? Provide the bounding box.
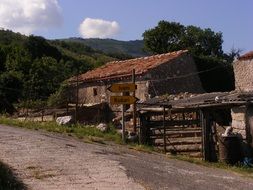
[110,96,139,105]
[108,83,136,93]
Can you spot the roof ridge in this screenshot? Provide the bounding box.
[239,50,253,61]
[107,49,188,65]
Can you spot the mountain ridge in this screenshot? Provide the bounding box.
[59,37,149,57]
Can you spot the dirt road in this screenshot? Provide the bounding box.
[1,125,253,190]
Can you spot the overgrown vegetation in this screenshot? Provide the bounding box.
[0,161,27,190]
[0,116,121,144]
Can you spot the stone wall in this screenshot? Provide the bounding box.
[75,53,204,106]
[233,59,253,91]
[231,106,246,139]
[76,80,149,105]
[245,105,253,147]
[147,53,204,97]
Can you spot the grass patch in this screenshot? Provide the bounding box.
[0,116,121,144]
[167,154,253,178]
[0,161,27,190]
[128,144,155,153]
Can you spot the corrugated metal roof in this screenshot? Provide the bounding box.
[69,50,188,82]
[138,91,253,110]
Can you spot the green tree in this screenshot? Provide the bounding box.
[24,35,62,61]
[0,46,6,72]
[142,20,223,57]
[181,26,223,56]
[26,57,64,100]
[4,45,32,75]
[0,71,23,113]
[47,82,71,108]
[143,21,184,54]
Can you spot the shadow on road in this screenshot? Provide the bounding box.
[0,161,27,190]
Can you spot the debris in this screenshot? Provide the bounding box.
[96,123,108,132]
[56,116,73,125]
[127,132,138,143]
[222,126,234,137]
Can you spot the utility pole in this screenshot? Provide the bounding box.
[75,71,79,124]
[132,69,137,133]
[122,102,126,143]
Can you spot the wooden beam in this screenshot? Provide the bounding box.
[163,106,166,153]
[146,119,200,127]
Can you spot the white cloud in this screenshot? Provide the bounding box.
[79,18,120,38]
[0,0,62,35]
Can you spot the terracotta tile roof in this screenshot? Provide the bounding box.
[70,50,188,82]
[239,51,253,61]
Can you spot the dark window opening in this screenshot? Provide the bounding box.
[93,88,98,96]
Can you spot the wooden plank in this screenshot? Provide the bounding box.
[156,144,202,152]
[150,126,202,131]
[163,106,166,153]
[155,137,202,146]
[150,130,202,138]
[147,119,199,127]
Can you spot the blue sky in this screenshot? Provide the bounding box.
[0,0,252,53]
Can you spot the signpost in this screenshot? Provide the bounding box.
[110,95,138,105]
[108,83,136,93]
[108,73,138,143]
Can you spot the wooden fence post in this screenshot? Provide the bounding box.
[163,106,166,153]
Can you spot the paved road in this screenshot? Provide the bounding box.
[1,125,253,190]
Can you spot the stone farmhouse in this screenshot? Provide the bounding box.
[69,50,204,106]
[232,51,253,146]
[233,51,253,92]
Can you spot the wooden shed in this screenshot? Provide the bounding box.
[138,91,253,161]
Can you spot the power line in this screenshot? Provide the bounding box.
[149,64,231,82]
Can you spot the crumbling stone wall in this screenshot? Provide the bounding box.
[147,53,204,97]
[233,59,253,91]
[231,106,246,140]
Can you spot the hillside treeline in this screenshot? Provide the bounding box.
[0,30,117,113]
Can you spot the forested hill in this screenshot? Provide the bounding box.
[0,30,120,113]
[61,38,149,57]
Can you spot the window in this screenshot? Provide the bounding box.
[93,88,98,96]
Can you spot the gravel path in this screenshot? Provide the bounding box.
[0,125,144,190]
[1,125,253,190]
